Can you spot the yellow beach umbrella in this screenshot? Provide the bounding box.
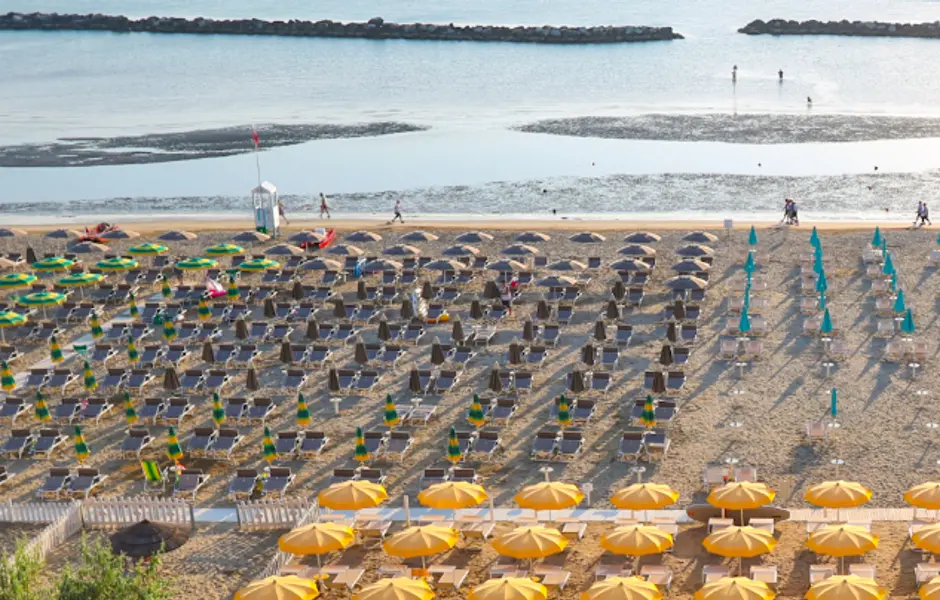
[906,482,940,510]
[353,578,433,600]
[807,525,878,557]
[493,526,568,560]
[471,578,547,600]
[514,482,584,511]
[805,481,872,509]
[418,481,488,509]
[610,483,679,511]
[278,522,355,561]
[912,523,940,554]
[317,480,388,510]
[383,525,458,569]
[582,577,662,600]
[919,576,940,600]
[234,575,320,600]
[704,526,776,558]
[708,482,775,510]
[805,576,885,600]
[695,578,774,600]
[600,525,673,557]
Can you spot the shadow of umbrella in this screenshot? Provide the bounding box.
[652,371,667,394]
[581,343,596,367]
[263,298,276,319]
[431,338,446,366]
[409,367,423,394]
[659,345,674,367]
[400,298,415,321]
[522,321,535,342]
[201,340,215,363]
[246,368,260,392]
[235,319,249,340]
[605,300,620,321]
[292,280,304,301]
[612,281,626,301]
[451,318,464,345]
[594,321,607,342]
[377,319,392,342]
[329,368,341,393]
[483,281,500,300]
[488,363,502,393]
[354,338,368,366]
[357,280,368,301]
[333,300,347,319]
[306,319,320,341]
[110,520,189,558]
[279,340,293,364]
[163,367,180,392]
[536,300,551,320]
[570,369,586,393]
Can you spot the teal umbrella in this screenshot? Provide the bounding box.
[872,227,882,248]
[901,308,916,336]
[830,388,838,418]
[936,232,940,246]
[881,237,888,257]
[893,289,906,314]
[813,255,824,275]
[815,271,828,294]
[883,253,895,276]
[890,272,898,293]
[814,243,823,260]
[744,253,756,274]
[738,307,751,334]
[810,227,820,248]
[820,308,833,335]
[818,292,827,312]
[747,225,758,247]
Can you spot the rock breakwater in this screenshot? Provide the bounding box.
[740,18,940,38]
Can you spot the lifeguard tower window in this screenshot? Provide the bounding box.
[252,181,280,237]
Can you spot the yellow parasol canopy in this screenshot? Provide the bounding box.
[514,482,584,511]
[278,522,355,555]
[317,480,388,510]
[418,481,488,509]
[582,577,663,600]
[600,525,673,556]
[919,576,940,600]
[708,482,775,510]
[805,576,885,600]
[804,481,872,509]
[610,483,679,510]
[383,525,458,559]
[694,578,774,600]
[806,525,878,557]
[234,575,320,600]
[353,578,434,600]
[469,577,548,600]
[906,483,940,510]
[912,523,940,554]
[493,526,568,559]
[703,526,776,558]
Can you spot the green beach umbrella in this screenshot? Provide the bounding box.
[197,297,211,322]
[227,276,239,302]
[818,292,827,312]
[73,426,90,463]
[161,275,172,299]
[127,243,168,256]
[96,257,139,272]
[176,257,217,270]
[557,394,572,428]
[883,252,895,276]
[872,228,882,248]
[893,289,906,314]
[820,308,833,335]
[35,391,50,423]
[743,252,756,274]
[641,394,656,428]
[238,258,281,273]
[49,334,63,363]
[830,388,838,418]
[810,227,820,248]
[82,360,97,391]
[0,311,27,343]
[162,318,177,342]
[738,306,751,335]
[354,426,371,463]
[0,273,36,289]
[57,272,103,289]
[297,393,311,427]
[747,225,758,247]
[124,392,137,426]
[127,336,139,364]
[467,393,486,428]
[902,308,916,336]
[263,426,277,463]
[17,292,66,318]
[212,393,225,427]
[31,256,74,272]
[89,311,104,339]
[128,292,139,320]
[1,361,14,392]
[205,243,244,257]
[447,426,462,465]
[383,394,399,428]
[815,271,828,294]
[167,427,183,462]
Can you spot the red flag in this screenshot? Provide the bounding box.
[251,128,260,148]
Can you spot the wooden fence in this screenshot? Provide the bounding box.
[249,500,320,581]
[237,498,315,531]
[82,497,193,528]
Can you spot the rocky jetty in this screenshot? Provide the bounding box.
[0,12,682,44]
[740,18,940,38]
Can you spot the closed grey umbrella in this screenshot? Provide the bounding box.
[329,368,341,393]
[594,320,607,342]
[163,367,180,391]
[409,368,423,394]
[357,280,367,301]
[652,371,667,394]
[235,318,249,340]
[673,300,687,321]
[306,319,320,341]
[201,341,215,364]
[26,247,37,265]
[292,280,304,301]
[246,368,260,391]
[400,298,415,321]
[581,344,596,366]
[280,340,293,364]
[509,342,524,366]
[333,299,347,319]
[264,298,276,319]
[612,281,626,301]
[666,322,678,343]
[470,300,484,320]
[483,281,501,300]
[378,318,392,342]
[354,338,368,365]
[605,300,620,321]
[570,370,586,393]
[451,318,465,345]
[659,345,674,367]
[522,320,535,342]
[488,363,502,393]
[421,280,434,301]
[431,338,446,366]
[536,300,550,320]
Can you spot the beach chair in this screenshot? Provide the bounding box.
[590,372,611,394]
[253,286,278,302]
[556,304,575,326]
[3,429,36,458]
[68,468,107,499]
[355,370,381,393]
[359,468,387,486]
[572,399,597,424]
[222,397,248,424]
[531,430,559,461]
[0,399,30,425]
[719,339,739,360]
[202,369,233,394]
[299,431,330,458]
[88,343,118,365]
[321,270,343,286]
[490,398,518,425]
[122,369,152,393]
[137,398,167,424]
[209,303,232,321]
[247,322,271,341]
[451,468,480,484]
[121,428,154,459]
[174,468,210,500]
[680,324,698,345]
[617,431,647,462]
[305,344,334,368]
[654,400,679,423]
[0,345,22,365]
[52,398,82,425]
[136,345,164,369]
[805,421,828,442]
[99,368,128,394]
[614,324,633,347]
[291,303,316,321]
[39,468,73,500]
[556,431,584,461]
[45,369,78,394]
[23,369,50,390]
[266,322,294,341]
[537,324,561,348]
[333,323,359,343]
[470,430,502,460]
[229,469,261,500]
[227,304,251,322]
[263,467,296,498]
[645,429,671,459]
[52,302,77,322]
[163,345,192,369]
[362,431,388,459]
[421,468,449,488]
[140,460,168,493]
[231,344,261,368]
[162,397,194,425]
[734,465,758,483]
[209,428,244,461]
[247,397,277,424]
[883,341,905,362]
[405,405,437,426]
[335,368,358,391]
[82,397,113,424]
[178,369,204,392]
[188,427,219,458]
[401,322,426,345]
[274,431,303,459]
[626,287,645,307]
[382,431,414,460]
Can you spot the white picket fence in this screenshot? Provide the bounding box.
[82,497,193,528]
[0,500,77,524]
[0,501,84,565]
[237,498,314,531]
[249,500,320,581]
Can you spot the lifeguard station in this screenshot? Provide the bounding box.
[252,181,280,237]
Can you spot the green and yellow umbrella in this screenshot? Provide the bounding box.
[96,257,138,271]
[162,318,177,342]
[0,273,36,289]
[447,426,462,465]
[89,311,104,339]
[205,243,244,257]
[1,361,14,392]
[17,292,67,316]
[239,258,281,272]
[297,393,311,427]
[197,297,211,322]
[127,336,139,363]
[35,391,50,422]
[0,311,26,343]
[49,334,63,363]
[212,393,225,427]
[32,256,74,272]
[73,426,89,463]
[640,395,656,428]
[161,275,172,299]
[176,257,217,270]
[468,393,486,428]
[57,272,103,289]
[263,426,277,463]
[227,276,239,302]
[354,426,371,463]
[123,392,137,426]
[167,427,183,462]
[128,243,168,256]
[383,394,399,428]
[557,395,572,428]
[128,292,139,320]
[82,360,97,391]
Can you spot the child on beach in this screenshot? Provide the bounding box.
[319,193,331,219]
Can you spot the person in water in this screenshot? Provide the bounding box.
[319,193,331,219]
[778,69,784,81]
[807,96,813,107]
[732,64,738,82]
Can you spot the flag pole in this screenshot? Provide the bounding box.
[251,125,261,187]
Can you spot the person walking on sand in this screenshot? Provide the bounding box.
[778,69,784,82]
[278,200,290,225]
[807,96,813,108]
[501,276,518,317]
[731,64,738,83]
[319,193,331,219]
[389,199,404,224]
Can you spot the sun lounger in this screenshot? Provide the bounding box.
[0,399,30,425]
[137,398,167,424]
[590,372,611,394]
[421,468,449,488]
[555,430,584,461]
[136,344,164,369]
[202,369,232,393]
[333,323,359,343]
[362,431,387,459]
[162,397,194,426]
[245,397,276,424]
[490,398,517,425]
[615,324,633,347]
[531,430,559,461]
[4,429,36,458]
[262,467,295,498]
[208,428,244,461]
[229,469,261,500]
[382,431,414,460]
[617,431,647,462]
[53,398,82,425]
[298,431,329,458]
[32,427,68,458]
[572,398,597,424]
[46,368,78,393]
[99,368,128,394]
[304,344,334,368]
[449,467,479,484]
[359,468,387,486]
[188,427,219,458]
[0,344,22,365]
[469,430,501,460]
[82,397,113,424]
[178,369,204,392]
[68,467,107,499]
[123,369,154,392]
[645,429,671,458]
[883,341,905,362]
[274,431,303,459]
[39,468,73,500]
[174,468,210,500]
[88,343,118,365]
[626,287,645,306]
[405,405,437,426]
[121,428,154,459]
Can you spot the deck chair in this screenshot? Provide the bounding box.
[353,370,378,393]
[68,468,107,499]
[247,322,271,341]
[202,370,232,393]
[406,405,437,426]
[334,323,359,342]
[432,370,460,394]
[53,398,82,425]
[125,369,155,392]
[573,399,597,424]
[0,399,30,424]
[531,430,559,461]
[617,431,647,462]
[140,460,168,493]
[330,469,356,485]
[121,428,154,459]
[267,322,294,341]
[138,345,165,368]
[680,324,698,345]
[227,304,251,321]
[514,372,533,394]
[82,397,113,423]
[45,369,78,393]
[402,322,426,345]
[188,427,219,458]
[601,347,620,370]
[231,344,261,368]
[379,430,414,461]
[4,429,36,458]
[655,400,679,423]
[645,429,671,458]
[247,398,276,424]
[360,468,387,486]
[470,430,501,460]
[179,369,204,391]
[39,468,73,500]
[89,344,118,364]
[100,368,128,393]
[175,322,202,343]
[224,397,249,424]
[229,469,261,500]
[490,398,517,425]
[209,428,243,460]
[627,287,645,306]
[591,372,611,394]
[275,431,303,459]
[363,431,388,458]
[263,467,296,498]
[299,431,329,458]
[209,304,232,321]
[139,398,167,423]
[421,468,449,488]
[451,468,479,484]
[666,371,686,393]
[557,431,584,461]
[451,346,477,366]
[305,345,333,368]
[615,325,633,346]
[210,344,235,365]
[174,469,210,500]
[162,397,194,425]
[283,369,309,391]
[164,345,192,368]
